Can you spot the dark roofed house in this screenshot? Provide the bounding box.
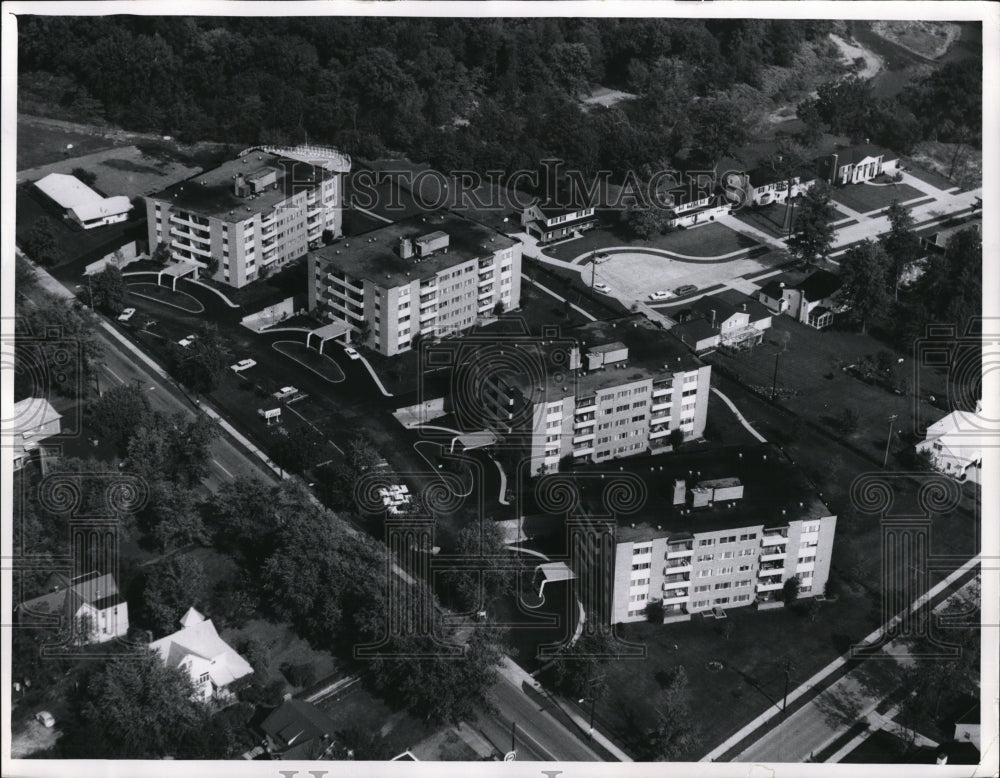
[757,269,842,329]
[669,290,771,353]
[743,163,819,207]
[518,198,597,244]
[260,699,340,760]
[16,571,129,645]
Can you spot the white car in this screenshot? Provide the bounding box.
[117,307,136,322]
[344,346,361,360]
[593,282,611,294]
[272,386,298,400]
[648,291,674,302]
[178,334,198,348]
[231,358,257,372]
[35,711,55,728]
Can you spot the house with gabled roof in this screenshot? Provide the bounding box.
[259,699,340,760]
[149,607,253,702]
[916,401,986,485]
[518,199,597,243]
[16,571,128,644]
[669,290,772,353]
[757,270,842,329]
[12,397,62,472]
[818,143,899,186]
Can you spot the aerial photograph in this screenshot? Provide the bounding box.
[3,4,995,774]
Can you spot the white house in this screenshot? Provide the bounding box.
[34,173,133,229]
[12,397,62,471]
[742,165,818,207]
[916,402,987,484]
[150,607,253,702]
[818,144,899,186]
[518,201,597,243]
[16,572,128,644]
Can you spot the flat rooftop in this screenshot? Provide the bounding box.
[312,210,518,287]
[148,152,332,221]
[523,443,833,543]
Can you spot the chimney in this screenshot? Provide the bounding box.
[673,478,686,506]
[742,303,747,312]
[710,309,717,329]
[399,237,414,259]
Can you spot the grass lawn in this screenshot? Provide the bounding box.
[840,729,922,763]
[902,161,959,191]
[16,118,119,170]
[541,222,759,262]
[222,618,338,693]
[830,182,924,215]
[730,204,793,239]
[596,594,886,760]
[705,316,951,462]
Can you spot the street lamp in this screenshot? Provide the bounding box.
[883,414,899,467]
[577,696,597,738]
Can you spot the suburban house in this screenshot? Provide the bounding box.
[757,270,842,329]
[664,155,745,227]
[16,571,129,644]
[149,607,253,702]
[34,172,133,230]
[11,397,62,472]
[669,290,772,353]
[916,401,986,484]
[518,200,597,243]
[145,145,350,288]
[817,144,899,186]
[741,163,818,207]
[308,210,521,355]
[259,699,340,760]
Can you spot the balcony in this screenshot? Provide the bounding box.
[664,572,689,584]
[760,549,786,562]
[478,288,495,300]
[573,446,594,456]
[169,225,211,245]
[170,239,211,258]
[574,414,595,426]
[420,296,438,309]
[757,580,784,592]
[662,591,689,604]
[665,558,692,570]
[758,566,783,576]
[651,401,672,413]
[573,432,595,444]
[478,275,495,286]
[419,309,437,322]
[662,606,691,624]
[762,530,789,545]
[575,400,597,414]
[649,428,669,440]
[169,213,210,230]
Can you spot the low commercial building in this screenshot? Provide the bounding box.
[478,315,711,474]
[145,145,349,288]
[522,444,836,624]
[34,173,133,229]
[307,211,521,355]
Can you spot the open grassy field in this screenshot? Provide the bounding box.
[543,222,759,263]
[16,118,120,170]
[830,182,924,214]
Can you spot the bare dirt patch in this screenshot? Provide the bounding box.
[871,21,961,61]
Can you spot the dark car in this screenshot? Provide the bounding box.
[674,284,698,295]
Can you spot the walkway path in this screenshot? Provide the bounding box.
[711,388,768,443]
[568,244,756,265]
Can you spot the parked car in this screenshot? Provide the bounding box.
[117,307,136,322]
[35,711,55,728]
[178,334,198,348]
[344,346,361,360]
[272,386,298,400]
[231,359,257,372]
[648,290,674,302]
[674,284,698,296]
[593,282,611,294]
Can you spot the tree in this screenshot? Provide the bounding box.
[550,42,593,96]
[126,411,218,486]
[669,428,685,449]
[810,76,876,137]
[58,651,214,759]
[781,575,801,606]
[493,299,505,317]
[626,203,670,240]
[321,228,334,245]
[444,519,519,611]
[20,218,61,267]
[837,240,891,334]
[269,426,327,475]
[547,630,624,701]
[634,666,698,760]
[88,264,127,315]
[142,554,208,635]
[210,477,289,569]
[365,624,506,724]
[203,256,220,278]
[786,182,836,266]
[880,201,921,300]
[835,407,859,436]
[71,167,98,187]
[146,480,209,552]
[151,241,172,266]
[171,324,231,394]
[89,383,151,453]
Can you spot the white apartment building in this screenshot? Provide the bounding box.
[145,146,349,288]
[481,316,711,474]
[307,211,522,356]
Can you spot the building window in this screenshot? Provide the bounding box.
[632,562,651,571]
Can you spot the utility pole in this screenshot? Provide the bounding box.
[510,720,517,754]
[771,352,781,400]
[782,659,794,715]
[591,251,597,287]
[883,414,899,467]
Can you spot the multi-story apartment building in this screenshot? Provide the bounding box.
[145,146,349,288]
[481,316,711,474]
[307,211,522,356]
[600,445,836,623]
